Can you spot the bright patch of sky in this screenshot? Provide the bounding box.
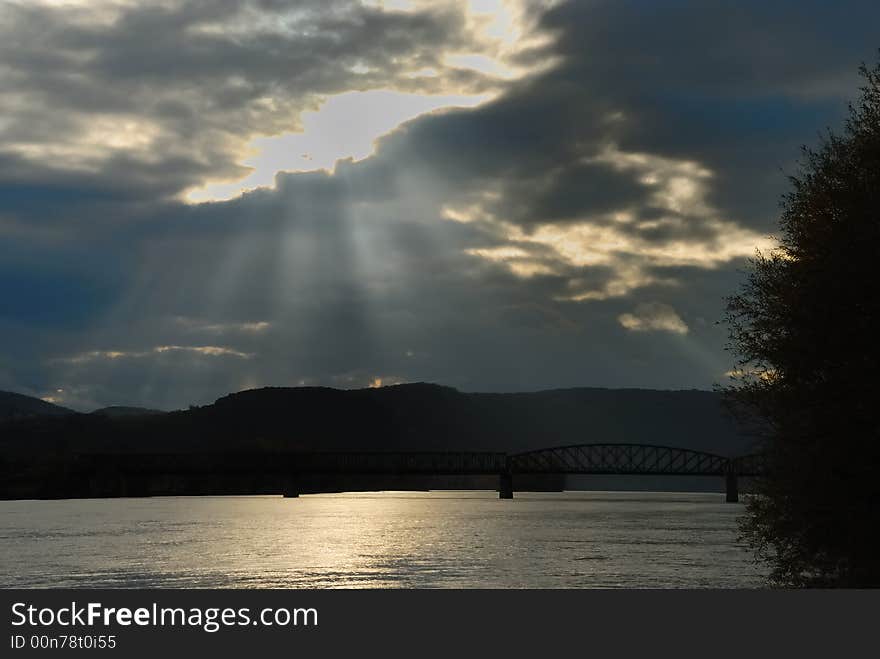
[186,0,548,202]
[187,90,490,202]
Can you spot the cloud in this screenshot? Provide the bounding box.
[172,317,271,335]
[187,89,493,201]
[0,0,553,206]
[618,303,689,335]
[1,0,878,409]
[58,345,254,364]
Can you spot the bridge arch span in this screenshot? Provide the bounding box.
[508,443,731,476]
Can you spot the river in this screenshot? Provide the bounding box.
[0,491,766,588]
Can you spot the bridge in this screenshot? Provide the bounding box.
[277,444,762,502]
[506,444,763,502]
[80,443,763,502]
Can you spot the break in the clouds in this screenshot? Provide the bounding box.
[1,0,878,409]
[618,303,688,336]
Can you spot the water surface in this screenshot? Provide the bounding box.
[0,491,766,588]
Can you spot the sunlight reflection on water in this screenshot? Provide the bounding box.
[0,492,767,588]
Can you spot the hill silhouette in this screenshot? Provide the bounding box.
[207,383,752,454]
[0,383,752,456]
[0,391,75,420]
[90,406,165,418]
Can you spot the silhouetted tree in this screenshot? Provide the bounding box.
[724,59,880,587]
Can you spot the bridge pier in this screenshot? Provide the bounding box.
[283,476,300,498]
[499,472,513,499]
[725,472,738,503]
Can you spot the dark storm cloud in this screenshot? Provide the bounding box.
[1,0,878,408]
[537,0,880,227]
[364,0,880,237]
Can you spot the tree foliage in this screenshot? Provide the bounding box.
[725,59,880,587]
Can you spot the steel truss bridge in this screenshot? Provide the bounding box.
[279,444,762,502]
[506,444,763,502]
[86,443,762,502]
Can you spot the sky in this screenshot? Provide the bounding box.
[1,0,878,410]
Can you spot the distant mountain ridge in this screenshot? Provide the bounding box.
[193,382,753,456]
[0,383,754,456]
[90,406,165,418]
[0,391,75,420]
[0,392,166,419]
